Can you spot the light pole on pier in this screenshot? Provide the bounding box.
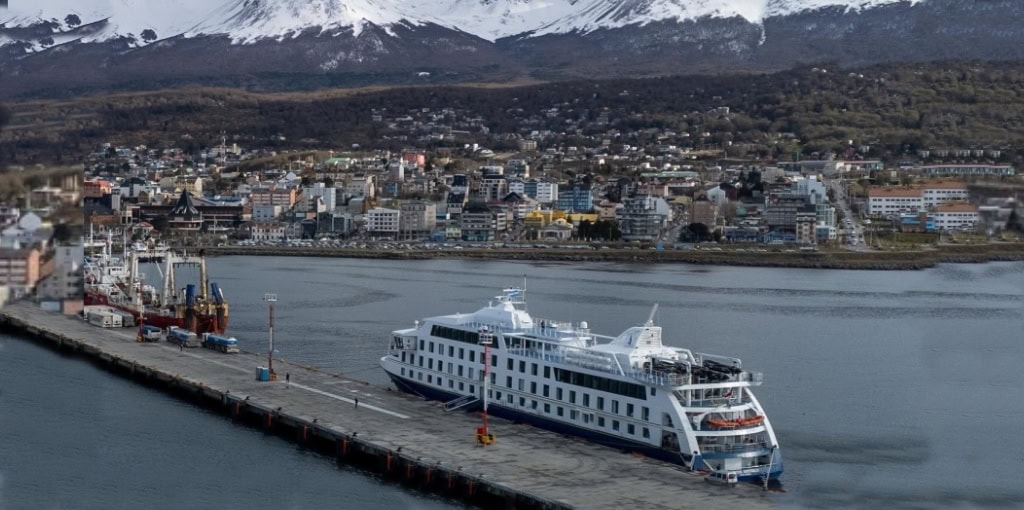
[265,293,277,377]
[477,326,495,446]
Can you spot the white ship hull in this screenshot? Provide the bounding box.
[381,288,783,483]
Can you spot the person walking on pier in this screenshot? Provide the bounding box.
[179,343,183,352]
[354,398,359,409]
[286,373,290,386]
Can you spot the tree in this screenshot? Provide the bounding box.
[53,223,75,243]
[685,223,713,242]
[65,14,82,27]
[141,29,158,43]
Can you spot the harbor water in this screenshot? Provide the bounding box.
[5,257,1024,509]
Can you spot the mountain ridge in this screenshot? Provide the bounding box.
[2,0,1023,98]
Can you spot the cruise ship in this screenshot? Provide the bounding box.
[380,288,783,482]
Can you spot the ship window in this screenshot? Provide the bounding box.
[543,385,549,397]
[459,382,464,391]
[428,359,433,370]
[554,367,647,400]
[531,400,538,410]
[544,403,550,413]
[557,407,564,417]
[449,380,454,389]
[508,395,513,404]
[597,397,605,411]
[530,382,537,394]
[470,385,475,394]
[459,348,464,360]
[531,363,538,376]
[418,356,424,367]
[418,372,423,381]
[642,407,650,421]
[490,373,496,385]
[543,365,550,378]
[507,359,513,370]
[569,391,577,404]
[598,416,605,427]
[401,352,406,363]
[650,388,656,397]
[427,375,432,384]
[556,388,563,400]
[642,427,650,439]
[519,361,526,373]
[458,366,463,377]
[627,403,634,417]
[448,363,453,374]
[419,340,425,350]
[491,355,498,367]
[520,397,526,407]
[448,346,454,357]
[469,351,475,363]
[468,367,474,379]
[612,420,620,432]
[570,410,579,420]
[506,376,512,387]
[627,424,635,435]
[437,377,442,386]
[495,391,501,400]
[612,400,619,414]
[401,368,405,376]
[518,379,524,391]
[429,341,434,353]
[583,394,590,407]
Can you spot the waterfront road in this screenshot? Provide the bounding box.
[2,303,775,510]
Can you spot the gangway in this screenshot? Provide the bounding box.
[443,394,479,412]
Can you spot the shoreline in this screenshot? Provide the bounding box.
[196,244,1024,270]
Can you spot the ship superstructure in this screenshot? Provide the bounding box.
[381,288,782,482]
[83,233,229,335]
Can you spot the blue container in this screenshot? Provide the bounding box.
[256,366,270,381]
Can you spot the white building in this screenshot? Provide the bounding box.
[921,181,969,208]
[793,176,827,205]
[932,203,979,231]
[346,175,376,199]
[524,181,558,205]
[366,207,400,236]
[251,222,286,242]
[252,205,283,222]
[304,183,337,212]
[37,243,83,300]
[867,188,924,217]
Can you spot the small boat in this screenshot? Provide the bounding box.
[705,471,738,486]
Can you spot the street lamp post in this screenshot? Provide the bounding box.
[264,293,277,376]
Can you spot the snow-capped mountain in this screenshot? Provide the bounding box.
[2,0,1022,97]
[0,0,925,43]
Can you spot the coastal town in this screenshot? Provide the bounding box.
[79,128,1022,258]
[0,169,83,312]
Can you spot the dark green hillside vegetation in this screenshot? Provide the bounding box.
[2,61,1023,165]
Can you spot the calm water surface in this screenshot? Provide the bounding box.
[4,258,1023,509]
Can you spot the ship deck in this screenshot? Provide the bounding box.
[1,301,775,510]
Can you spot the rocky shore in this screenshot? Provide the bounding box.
[198,244,1024,270]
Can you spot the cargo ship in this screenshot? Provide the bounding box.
[84,234,229,335]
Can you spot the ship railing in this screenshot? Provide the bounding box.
[698,441,770,454]
[628,370,688,387]
[506,348,565,365]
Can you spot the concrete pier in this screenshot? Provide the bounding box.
[1,302,776,509]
